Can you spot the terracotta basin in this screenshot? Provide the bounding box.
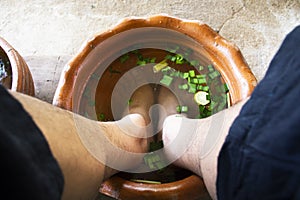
[0,36,35,96]
[53,14,257,200]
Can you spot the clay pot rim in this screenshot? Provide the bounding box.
[53,14,257,108]
[100,174,209,199]
[0,36,20,91]
[105,174,202,190]
[0,36,35,96]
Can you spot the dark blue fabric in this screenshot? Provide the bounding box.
[217,25,300,200]
[0,86,64,199]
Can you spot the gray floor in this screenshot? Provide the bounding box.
[1,0,299,103]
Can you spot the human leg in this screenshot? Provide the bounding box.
[9,84,154,199]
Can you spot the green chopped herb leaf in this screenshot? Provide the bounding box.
[196,74,206,79]
[137,60,147,66]
[165,54,173,60]
[189,70,196,77]
[153,59,168,73]
[188,83,197,93]
[150,57,157,63]
[161,66,171,73]
[182,72,189,79]
[130,179,161,184]
[171,56,177,62]
[209,100,217,111]
[149,141,163,151]
[197,85,203,90]
[192,78,198,84]
[202,86,209,92]
[181,105,188,112]
[199,105,205,112]
[120,53,130,63]
[176,105,188,113]
[109,67,121,74]
[144,152,163,170]
[208,64,214,72]
[167,46,179,53]
[160,75,173,86]
[208,71,220,79]
[169,70,180,77]
[127,99,133,105]
[179,83,189,90]
[155,162,165,170]
[175,54,184,64]
[197,78,207,84]
[176,105,181,113]
[144,58,151,63]
[132,49,139,54]
[190,60,199,67]
[224,83,229,92]
[98,113,105,121]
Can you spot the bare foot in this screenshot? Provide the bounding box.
[162,115,208,176]
[162,99,248,200]
[156,86,180,141]
[124,84,155,125]
[100,84,155,178]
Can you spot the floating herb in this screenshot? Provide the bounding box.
[190,60,199,67]
[224,83,229,92]
[208,64,214,72]
[108,67,121,75]
[177,105,188,113]
[149,140,163,151]
[175,54,184,64]
[98,113,106,121]
[208,70,220,79]
[150,57,157,63]
[160,75,173,87]
[178,83,188,90]
[188,83,197,93]
[137,60,147,66]
[130,179,161,184]
[167,46,179,53]
[189,70,195,77]
[127,99,133,105]
[144,152,165,170]
[120,53,130,63]
[153,59,168,73]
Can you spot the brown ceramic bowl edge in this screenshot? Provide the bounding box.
[54,14,257,109]
[0,36,35,96]
[100,174,209,200]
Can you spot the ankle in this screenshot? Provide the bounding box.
[162,115,208,176]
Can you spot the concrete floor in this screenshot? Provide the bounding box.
[0,0,299,103]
